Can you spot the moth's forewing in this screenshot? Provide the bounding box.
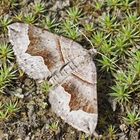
[26,26,65,72]
[49,61,97,134]
[8,23,63,79]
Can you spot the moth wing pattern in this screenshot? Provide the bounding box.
[59,36,88,63]
[8,23,65,79]
[8,23,98,135]
[49,61,97,134]
[8,23,89,79]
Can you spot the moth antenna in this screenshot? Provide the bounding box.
[74,25,122,71]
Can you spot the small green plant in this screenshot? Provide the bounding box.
[130,51,140,77]
[0,110,8,121]
[61,20,80,40]
[66,26,80,40]
[110,50,140,106]
[1,66,16,81]
[123,73,135,87]
[0,43,14,63]
[107,125,117,139]
[80,133,86,140]
[110,84,131,104]
[106,0,120,9]
[124,12,140,25]
[100,39,113,56]
[123,109,140,127]
[91,31,105,47]
[83,22,94,36]
[0,16,12,33]
[80,133,92,140]
[41,17,58,30]
[0,66,17,93]
[114,71,135,87]
[99,13,118,34]
[98,56,117,72]
[66,7,83,23]
[49,122,59,133]
[120,0,135,11]
[41,81,52,94]
[0,103,7,121]
[120,24,140,45]
[14,12,24,21]
[5,100,19,114]
[33,2,45,15]
[113,36,130,58]
[0,100,19,121]
[93,0,104,11]
[61,20,73,31]
[24,13,36,24]
[113,71,127,82]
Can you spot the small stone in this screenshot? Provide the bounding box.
[120,124,128,133]
[14,88,24,98]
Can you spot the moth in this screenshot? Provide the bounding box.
[8,23,98,135]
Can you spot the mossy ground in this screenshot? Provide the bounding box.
[0,0,140,139]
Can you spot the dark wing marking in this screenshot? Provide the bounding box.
[26,26,64,72]
[8,23,51,79]
[62,61,97,114]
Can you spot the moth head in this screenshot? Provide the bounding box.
[88,48,97,57]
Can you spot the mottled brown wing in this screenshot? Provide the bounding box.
[26,25,66,72]
[8,23,89,79]
[8,23,65,79]
[49,61,97,134]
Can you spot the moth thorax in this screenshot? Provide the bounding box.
[48,56,86,86]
